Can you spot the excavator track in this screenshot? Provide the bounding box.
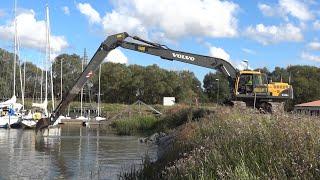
[231,101,247,110]
[231,101,285,114]
[269,102,285,114]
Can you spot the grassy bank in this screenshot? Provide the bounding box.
[121,106,320,179]
[111,106,210,135]
[111,116,159,135]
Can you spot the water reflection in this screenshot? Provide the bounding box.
[0,127,157,179]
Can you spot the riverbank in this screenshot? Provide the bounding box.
[118,105,320,179]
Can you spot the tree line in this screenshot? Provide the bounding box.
[1,48,319,110]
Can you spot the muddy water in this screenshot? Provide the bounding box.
[0,127,157,179]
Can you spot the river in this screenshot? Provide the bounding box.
[0,126,158,179]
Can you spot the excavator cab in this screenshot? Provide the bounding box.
[237,71,268,95]
[236,70,293,99]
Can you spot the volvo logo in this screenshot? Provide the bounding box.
[172,53,195,61]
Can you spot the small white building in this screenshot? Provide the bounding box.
[163,97,175,106]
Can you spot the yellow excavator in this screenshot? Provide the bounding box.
[36,32,293,131]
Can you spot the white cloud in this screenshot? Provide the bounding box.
[301,52,320,62]
[242,48,256,54]
[79,0,239,40]
[104,49,128,64]
[209,46,230,61]
[77,3,101,24]
[245,23,303,45]
[62,6,70,15]
[258,0,313,21]
[102,11,148,38]
[279,0,313,21]
[208,46,249,70]
[313,20,320,30]
[308,41,320,51]
[0,10,68,53]
[258,3,279,17]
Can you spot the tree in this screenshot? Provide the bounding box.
[203,72,230,103]
[99,62,132,103]
[285,65,320,110]
[175,70,203,103]
[23,62,42,99]
[52,54,82,99]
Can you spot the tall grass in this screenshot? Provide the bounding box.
[111,107,211,136]
[122,106,320,179]
[111,116,159,135]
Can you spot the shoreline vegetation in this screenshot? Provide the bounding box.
[13,98,320,179]
[112,105,320,179]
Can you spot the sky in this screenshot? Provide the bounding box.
[0,0,320,82]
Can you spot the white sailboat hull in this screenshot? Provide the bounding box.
[95,116,106,121]
[21,120,36,128]
[51,115,70,126]
[0,115,21,128]
[76,116,88,121]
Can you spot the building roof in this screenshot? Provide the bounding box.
[295,100,320,107]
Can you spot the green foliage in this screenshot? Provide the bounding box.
[154,107,209,132]
[23,62,42,98]
[203,72,230,103]
[125,106,320,179]
[111,116,159,135]
[111,107,209,136]
[94,63,203,104]
[286,65,320,110]
[0,48,16,98]
[52,54,82,99]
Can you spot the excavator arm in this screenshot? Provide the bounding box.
[36,32,239,131]
[120,38,237,78]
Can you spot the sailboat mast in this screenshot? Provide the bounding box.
[22,59,27,107]
[13,0,17,97]
[46,5,55,112]
[40,65,43,101]
[80,52,84,117]
[45,4,50,108]
[23,59,26,104]
[60,58,63,102]
[97,64,101,117]
[18,36,24,110]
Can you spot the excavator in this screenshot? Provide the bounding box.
[35,32,293,131]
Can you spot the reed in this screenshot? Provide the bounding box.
[122,106,320,179]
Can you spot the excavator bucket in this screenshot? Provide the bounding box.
[35,118,50,133]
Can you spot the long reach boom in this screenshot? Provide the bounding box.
[36,32,241,131]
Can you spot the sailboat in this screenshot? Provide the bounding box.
[95,65,106,121]
[52,58,71,127]
[0,97,23,128]
[0,0,23,128]
[76,49,88,122]
[21,4,53,128]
